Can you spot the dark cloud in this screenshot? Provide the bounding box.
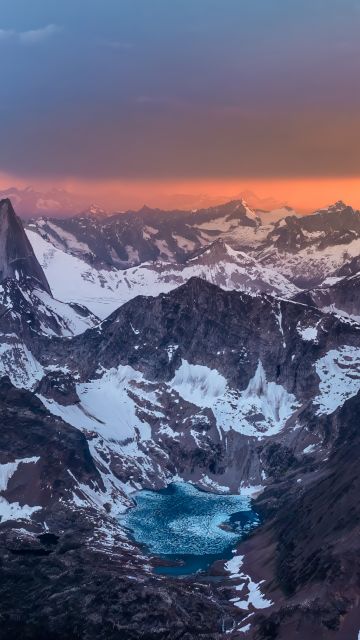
[1,102,359,180]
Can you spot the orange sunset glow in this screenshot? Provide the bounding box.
[1,172,359,213]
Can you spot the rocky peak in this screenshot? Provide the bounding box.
[212,198,259,224]
[317,200,349,215]
[81,203,109,218]
[188,238,238,263]
[188,238,256,269]
[0,198,51,294]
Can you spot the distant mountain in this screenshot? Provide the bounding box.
[27,198,263,270]
[0,186,93,218]
[256,205,298,224]
[27,198,360,297]
[236,190,300,221]
[0,185,300,221]
[266,201,359,253]
[150,189,296,217]
[25,232,297,317]
[237,189,290,212]
[256,201,360,287]
[24,231,297,320]
[80,203,110,217]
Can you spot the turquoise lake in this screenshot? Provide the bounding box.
[121,482,260,576]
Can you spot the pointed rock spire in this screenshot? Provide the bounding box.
[0,198,51,294]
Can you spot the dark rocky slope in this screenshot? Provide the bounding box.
[298,273,360,320]
[266,201,360,254]
[0,377,240,640]
[236,392,360,639]
[48,277,357,385]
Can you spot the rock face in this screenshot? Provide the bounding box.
[0,200,98,359]
[0,198,51,294]
[0,376,102,514]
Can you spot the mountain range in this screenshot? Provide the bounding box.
[0,185,296,220]
[1,195,360,639]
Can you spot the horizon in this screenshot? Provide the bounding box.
[0,178,359,217]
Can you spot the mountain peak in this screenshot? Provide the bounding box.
[189,238,244,265]
[81,203,109,218]
[0,198,51,294]
[318,200,350,214]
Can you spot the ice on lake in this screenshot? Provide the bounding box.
[121,482,260,575]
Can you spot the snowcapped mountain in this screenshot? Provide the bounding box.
[28,198,262,269]
[24,197,360,322]
[3,197,360,638]
[265,200,360,254]
[253,201,360,287]
[80,203,110,218]
[25,230,298,317]
[5,273,360,495]
[27,198,360,291]
[256,205,298,224]
[178,239,298,297]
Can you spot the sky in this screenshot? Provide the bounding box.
[0,0,359,211]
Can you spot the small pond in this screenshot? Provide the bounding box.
[121,482,260,576]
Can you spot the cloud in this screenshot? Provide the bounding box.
[0,24,60,45]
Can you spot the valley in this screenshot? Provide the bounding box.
[1,196,360,638]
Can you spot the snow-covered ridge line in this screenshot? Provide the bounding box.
[26,229,298,319]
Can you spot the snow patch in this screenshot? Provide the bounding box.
[225,554,273,611]
[303,444,316,454]
[315,346,360,414]
[0,341,44,389]
[170,360,298,438]
[0,457,41,523]
[41,365,156,441]
[0,456,40,491]
[297,325,318,342]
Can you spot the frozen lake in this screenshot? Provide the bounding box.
[121,482,260,576]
